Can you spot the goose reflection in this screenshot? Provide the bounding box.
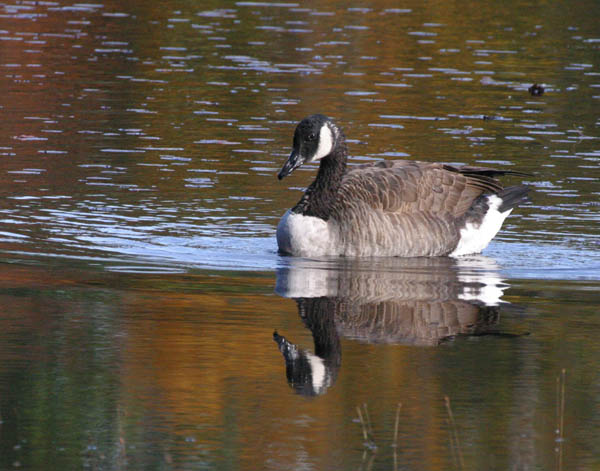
[274,256,511,396]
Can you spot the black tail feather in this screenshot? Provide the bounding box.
[497,185,530,212]
[443,164,532,196]
[448,165,533,178]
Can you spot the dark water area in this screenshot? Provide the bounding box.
[0,0,599,469]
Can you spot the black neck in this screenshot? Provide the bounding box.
[292,139,347,220]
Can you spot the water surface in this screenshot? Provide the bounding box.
[0,0,599,469]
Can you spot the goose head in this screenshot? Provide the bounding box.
[278,114,339,179]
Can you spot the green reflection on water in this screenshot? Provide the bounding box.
[0,259,599,470]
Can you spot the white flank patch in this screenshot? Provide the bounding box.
[312,123,333,161]
[276,209,337,257]
[306,352,327,394]
[450,195,512,256]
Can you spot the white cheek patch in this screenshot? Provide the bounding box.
[313,124,333,161]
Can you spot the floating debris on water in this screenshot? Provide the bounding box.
[529,83,545,96]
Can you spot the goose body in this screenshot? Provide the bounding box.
[277,114,529,258]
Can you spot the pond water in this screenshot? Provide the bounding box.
[0,0,599,469]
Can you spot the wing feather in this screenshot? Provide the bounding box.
[330,160,512,256]
[341,160,502,217]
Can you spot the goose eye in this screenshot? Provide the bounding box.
[308,133,316,141]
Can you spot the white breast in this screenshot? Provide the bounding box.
[276,210,338,257]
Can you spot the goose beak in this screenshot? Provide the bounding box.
[278,149,304,180]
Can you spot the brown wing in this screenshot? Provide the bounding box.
[341,160,503,218]
[329,160,509,256]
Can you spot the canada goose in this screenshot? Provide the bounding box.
[276,114,529,257]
